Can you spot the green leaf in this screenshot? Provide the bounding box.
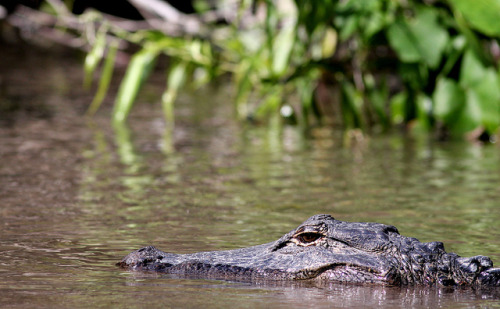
[415,94,432,130]
[167,61,187,91]
[113,47,158,123]
[468,70,500,133]
[364,11,386,39]
[255,86,283,118]
[460,50,487,87]
[87,40,118,116]
[433,78,465,124]
[295,71,320,126]
[341,82,364,128]
[272,24,296,76]
[84,28,107,89]
[321,27,337,59]
[453,12,492,65]
[162,61,188,125]
[367,76,389,128]
[387,20,420,63]
[390,92,407,125]
[387,7,449,68]
[234,59,254,118]
[459,50,500,133]
[448,0,500,37]
[440,36,466,77]
[338,16,359,41]
[452,89,482,134]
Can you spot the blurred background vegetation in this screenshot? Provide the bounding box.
[3,0,500,141]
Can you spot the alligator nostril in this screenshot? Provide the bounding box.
[478,256,493,268]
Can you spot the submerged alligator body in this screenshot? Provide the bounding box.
[118,215,500,286]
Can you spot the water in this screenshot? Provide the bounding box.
[1,44,500,308]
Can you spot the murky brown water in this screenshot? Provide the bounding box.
[1,44,500,308]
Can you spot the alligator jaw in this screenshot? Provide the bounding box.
[117,246,397,284]
[303,264,399,285]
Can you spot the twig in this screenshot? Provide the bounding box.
[128,0,202,35]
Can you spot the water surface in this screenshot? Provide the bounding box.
[1,45,500,308]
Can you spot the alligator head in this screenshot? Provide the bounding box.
[117,214,500,286]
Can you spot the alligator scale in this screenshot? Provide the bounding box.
[118,214,500,286]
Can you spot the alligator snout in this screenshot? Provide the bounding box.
[453,255,500,286]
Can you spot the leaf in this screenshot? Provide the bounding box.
[167,61,188,91]
[341,82,364,128]
[321,27,337,59]
[113,47,158,123]
[387,20,420,63]
[87,40,118,116]
[453,13,492,65]
[84,28,107,89]
[468,70,500,133]
[440,36,466,77]
[390,92,407,125]
[460,50,487,87]
[367,77,389,128]
[338,16,359,41]
[272,24,296,76]
[433,78,465,124]
[161,61,188,125]
[448,0,500,37]
[451,89,482,134]
[234,59,254,118]
[255,86,283,118]
[295,71,320,126]
[415,94,432,130]
[387,7,449,68]
[459,50,500,133]
[364,11,386,38]
[432,52,500,135]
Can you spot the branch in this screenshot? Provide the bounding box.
[127,0,202,35]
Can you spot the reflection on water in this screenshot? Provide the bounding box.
[1,45,500,308]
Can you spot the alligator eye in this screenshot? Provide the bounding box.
[296,232,322,244]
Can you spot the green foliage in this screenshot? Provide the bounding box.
[326,0,500,138]
[448,0,500,36]
[87,40,118,116]
[162,60,188,126]
[76,0,500,140]
[113,46,158,123]
[387,7,449,69]
[83,26,107,89]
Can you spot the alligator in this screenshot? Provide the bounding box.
[118,214,500,286]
